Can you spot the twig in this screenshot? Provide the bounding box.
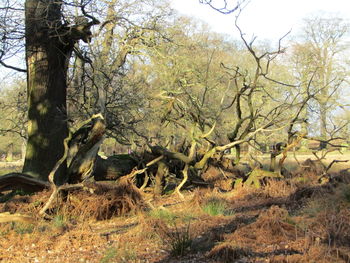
[146,155,164,167]
[174,164,188,200]
[40,128,74,217]
[139,171,149,191]
[326,160,349,173]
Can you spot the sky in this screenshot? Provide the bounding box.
[2,0,350,82]
[171,0,350,40]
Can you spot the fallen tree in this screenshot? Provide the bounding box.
[0,114,106,193]
[0,114,148,220]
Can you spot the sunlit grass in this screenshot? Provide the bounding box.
[148,208,176,223]
[202,198,228,216]
[100,246,136,263]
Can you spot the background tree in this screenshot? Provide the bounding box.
[0,1,349,190]
[67,0,172,145]
[0,79,27,160]
[295,16,349,139]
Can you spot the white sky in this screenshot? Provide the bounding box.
[171,0,350,40]
[2,0,350,82]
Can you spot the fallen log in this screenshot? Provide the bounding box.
[0,173,49,193]
[93,155,137,181]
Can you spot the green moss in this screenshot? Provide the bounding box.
[244,169,282,188]
[0,167,21,176]
[36,101,50,116]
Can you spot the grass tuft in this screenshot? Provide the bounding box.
[100,246,136,263]
[202,198,227,216]
[11,222,34,235]
[149,208,176,223]
[168,221,192,256]
[53,214,67,229]
[100,247,118,263]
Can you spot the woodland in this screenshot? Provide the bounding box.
[0,0,350,262]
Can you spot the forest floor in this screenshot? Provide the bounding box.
[1,153,350,262]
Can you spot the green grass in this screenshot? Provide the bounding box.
[11,222,34,235]
[100,246,136,263]
[53,214,68,229]
[167,221,192,257]
[202,198,228,216]
[100,247,118,263]
[149,209,193,256]
[149,208,176,223]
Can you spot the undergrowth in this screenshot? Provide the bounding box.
[167,221,192,256]
[11,222,35,235]
[1,164,350,262]
[202,198,228,216]
[148,213,193,257]
[100,245,136,263]
[149,208,176,223]
[53,214,68,229]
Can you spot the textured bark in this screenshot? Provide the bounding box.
[93,155,137,181]
[68,117,106,183]
[0,115,105,194]
[23,0,71,182]
[154,161,167,195]
[270,154,277,172]
[22,0,98,183]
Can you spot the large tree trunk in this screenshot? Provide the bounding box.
[23,1,71,183]
[0,115,106,194]
[22,1,98,184]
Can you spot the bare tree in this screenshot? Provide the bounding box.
[299,16,349,139]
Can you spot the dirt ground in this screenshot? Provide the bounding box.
[1,154,350,263]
